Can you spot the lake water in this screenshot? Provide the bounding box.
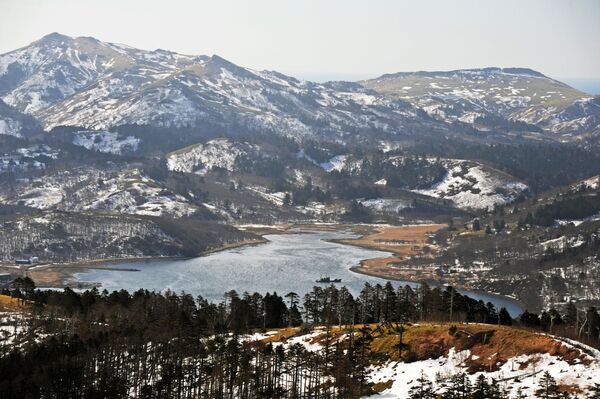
[74,229,523,316]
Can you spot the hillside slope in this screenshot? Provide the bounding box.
[252,323,600,398]
[362,68,600,141]
[0,33,448,142]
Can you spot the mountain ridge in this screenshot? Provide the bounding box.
[374,66,552,81]
[0,33,599,146]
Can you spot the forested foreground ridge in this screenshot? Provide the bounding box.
[1,282,600,398]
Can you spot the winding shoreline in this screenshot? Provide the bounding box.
[332,224,526,314]
[13,223,525,314]
[349,264,525,314]
[20,237,269,288]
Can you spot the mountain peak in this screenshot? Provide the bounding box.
[36,32,72,43]
[206,54,251,76]
[209,54,235,66]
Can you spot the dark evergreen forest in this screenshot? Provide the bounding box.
[1,280,599,398]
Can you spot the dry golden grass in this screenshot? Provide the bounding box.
[259,323,588,373]
[339,224,446,254]
[261,327,302,343]
[338,224,446,281]
[362,323,586,371]
[0,294,26,311]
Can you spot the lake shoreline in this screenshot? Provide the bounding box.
[330,223,525,315]
[23,237,269,288]
[349,265,525,315]
[19,224,525,316]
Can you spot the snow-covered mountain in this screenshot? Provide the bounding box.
[362,68,600,139]
[2,33,598,143]
[0,33,444,141]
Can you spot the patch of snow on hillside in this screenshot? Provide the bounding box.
[73,131,140,154]
[15,145,59,159]
[16,185,64,209]
[83,171,197,217]
[579,176,600,190]
[360,198,411,213]
[0,119,23,137]
[556,213,600,227]
[320,155,347,172]
[1,145,59,172]
[368,341,600,398]
[458,112,484,124]
[246,186,288,206]
[167,139,253,175]
[413,160,528,210]
[295,201,328,216]
[236,327,600,398]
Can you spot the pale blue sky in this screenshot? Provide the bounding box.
[1,0,599,82]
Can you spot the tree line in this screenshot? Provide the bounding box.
[1,280,599,398]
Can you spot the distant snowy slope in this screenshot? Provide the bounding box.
[166,139,258,175]
[320,155,348,172]
[362,68,599,138]
[413,159,528,210]
[72,131,140,154]
[0,33,448,140]
[5,168,200,218]
[0,99,41,137]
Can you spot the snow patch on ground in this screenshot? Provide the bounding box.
[81,170,197,217]
[237,327,600,398]
[368,340,600,399]
[166,139,256,175]
[320,155,347,172]
[360,198,411,213]
[0,145,59,172]
[246,186,288,206]
[0,119,23,137]
[413,160,528,210]
[72,130,140,154]
[15,184,64,209]
[556,213,600,227]
[6,168,198,218]
[574,175,600,190]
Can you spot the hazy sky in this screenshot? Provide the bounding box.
[1,0,599,81]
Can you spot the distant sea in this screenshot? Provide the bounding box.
[560,78,600,95]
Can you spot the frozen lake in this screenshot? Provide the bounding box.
[74,229,523,316]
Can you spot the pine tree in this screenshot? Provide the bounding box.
[408,371,436,399]
[498,307,512,326]
[488,378,508,399]
[535,371,561,399]
[513,387,528,399]
[442,373,472,399]
[472,374,490,399]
